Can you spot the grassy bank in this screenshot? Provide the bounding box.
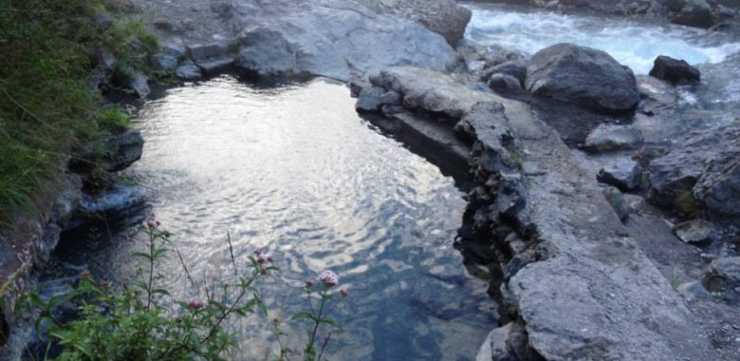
[0,0,157,222]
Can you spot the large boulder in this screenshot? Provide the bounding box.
[647,123,740,217]
[669,0,716,28]
[649,55,701,84]
[233,1,458,81]
[525,43,640,113]
[361,0,472,46]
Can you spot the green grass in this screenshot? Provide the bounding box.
[0,0,156,221]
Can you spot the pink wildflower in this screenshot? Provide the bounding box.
[319,270,339,288]
[255,249,273,264]
[187,299,204,311]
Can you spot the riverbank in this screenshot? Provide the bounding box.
[2,0,739,360]
[0,0,156,349]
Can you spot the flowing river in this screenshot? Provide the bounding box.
[464,2,740,74]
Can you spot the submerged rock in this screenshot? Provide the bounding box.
[525,43,640,113]
[649,55,701,84]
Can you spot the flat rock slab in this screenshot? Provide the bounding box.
[364,66,718,361]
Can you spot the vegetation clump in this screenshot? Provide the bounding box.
[19,221,348,361]
[0,0,158,220]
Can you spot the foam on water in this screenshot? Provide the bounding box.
[465,4,740,74]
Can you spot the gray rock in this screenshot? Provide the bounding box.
[362,66,718,361]
[636,75,680,115]
[676,280,711,302]
[128,73,150,99]
[597,158,642,191]
[231,2,457,82]
[693,155,740,218]
[584,124,643,152]
[98,130,145,172]
[186,42,233,76]
[151,43,186,71]
[482,61,527,85]
[525,43,640,113]
[187,42,229,62]
[236,27,302,79]
[649,55,701,84]
[356,86,401,112]
[673,219,714,244]
[487,73,524,94]
[78,184,146,220]
[604,185,632,218]
[670,0,716,28]
[647,124,740,217]
[361,0,472,46]
[176,60,203,81]
[476,322,532,361]
[51,175,83,228]
[459,42,527,76]
[704,256,740,293]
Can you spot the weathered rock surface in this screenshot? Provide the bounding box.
[647,123,740,217]
[650,55,702,84]
[187,42,234,76]
[99,130,145,172]
[584,124,644,152]
[525,43,640,113]
[358,66,719,361]
[488,73,524,93]
[229,0,458,81]
[704,256,740,293]
[175,60,202,81]
[482,61,527,85]
[361,0,472,46]
[597,158,642,190]
[673,218,715,244]
[670,0,717,27]
[460,42,528,76]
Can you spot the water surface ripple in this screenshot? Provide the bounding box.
[125,76,494,360]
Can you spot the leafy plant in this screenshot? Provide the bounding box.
[17,220,349,361]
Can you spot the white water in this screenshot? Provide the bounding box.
[465,4,740,74]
